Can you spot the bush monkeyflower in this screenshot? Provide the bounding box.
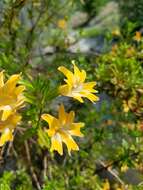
[0,112,21,146]
[41,104,84,155]
[102,179,110,190]
[112,28,121,36]
[123,100,130,113]
[123,96,137,113]
[0,71,25,121]
[58,63,99,103]
[57,19,67,30]
[0,71,25,146]
[125,47,136,58]
[133,31,141,42]
[121,164,128,172]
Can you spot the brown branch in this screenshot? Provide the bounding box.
[95,151,140,174]
[42,151,48,180]
[23,1,46,70]
[98,160,125,186]
[25,6,44,49]
[24,140,41,190]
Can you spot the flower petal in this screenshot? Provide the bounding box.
[73,63,81,77]
[41,114,55,126]
[42,114,60,136]
[4,74,21,93]
[85,93,99,102]
[58,104,66,124]
[73,64,86,82]
[83,82,97,89]
[59,84,71,96]
[50,133,63,155]
[66,111,75,125]
[69,123,84,137]
[15,85,25,95]
[80,70,86,82]
[0,128,13,146]
[0,71,4,88]
[60,131,79,155]
[73,95,84,103]
[58,66,74,85]
[1,105,12,121]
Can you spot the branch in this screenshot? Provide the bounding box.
[98,160,125,186]
[95,151,140,174]
[24,141,41,190]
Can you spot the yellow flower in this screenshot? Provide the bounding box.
[121,164,128,172]
[102,179,110,190]
[112,28,121,36]
[123,100,130,113]
[57,19,67,30]
[58,63,99,103]
[133,31,141,42]
[0,112,21,146]
[125,47,136,58]
[123,96,137,113]
[41,104,84,155]
[111,44,118,56]
[0,71,25,121]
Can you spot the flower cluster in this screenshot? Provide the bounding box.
[0,71,25,146]
[42,63,99,155]
[133,31,142,42]
[0,64,98,156]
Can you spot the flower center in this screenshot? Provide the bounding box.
[72,82,83,93]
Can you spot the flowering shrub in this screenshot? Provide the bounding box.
[0,72,25,146]
[0,1,143,190]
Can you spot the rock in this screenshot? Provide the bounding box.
[33,1,120,57]
[68,35,110,54]
[94,92,111,112]
[70,11,89,29]
[89,1,120,31]
[67,1,120,54]
[42,46,56,55]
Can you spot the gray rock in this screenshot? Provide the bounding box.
[94,92,111,112]
[67,1,120,54]
[89,1,120,31]
[68,35,109,54]
[70,11,89,29]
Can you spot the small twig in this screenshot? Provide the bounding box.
[16,127,26,131]
[22,1,46,70]
[5,140,13,156]
[12,145,18,159]
[25,1,44,49]
[36,105,43,129]
[43,151,48,180]
[25,140,41,190]
[98,160,125,186]
[95,151,140,173]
